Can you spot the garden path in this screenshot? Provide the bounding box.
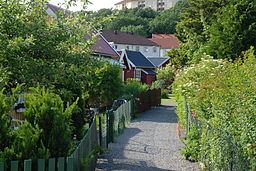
[96,103,199,171]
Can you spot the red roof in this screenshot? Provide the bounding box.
[101,30,158,46]
[91,32,120,58]
[149,34,179,49]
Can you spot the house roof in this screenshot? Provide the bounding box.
[147,57,170,68]
[91,32,120,58]
[46,3,71,16]
[142,69,157,75]
[115,0,138,5]
[149,34,179,49]
[101,30,158,46]
[125,50,155,68]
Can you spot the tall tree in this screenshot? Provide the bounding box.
[172,0,256,64]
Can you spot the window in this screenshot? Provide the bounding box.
[135,69,141,80]
[125,45,129,50]
[136,46,140,51]
[144,47,149,52]
[138,1,145,8]
[114,45,118,49]
[153,46,157,52]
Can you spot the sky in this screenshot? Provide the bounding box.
[49,0,121,11]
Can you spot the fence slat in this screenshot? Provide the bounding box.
[11,161,18,171]
[48,158,55,171]
[38,159,45,171]
[58,157,65,171]
[0,162,4,171]
[66,157,74,171]
[24,159,32,171]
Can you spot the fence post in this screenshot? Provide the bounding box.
[58,157,65,171]
[38,159,45,171]
[11,161,18,171]
[24,159,32,171]
[0,162,4,171]
[48,158,55,171]
[99,115,102,147]
[67,157,74,171]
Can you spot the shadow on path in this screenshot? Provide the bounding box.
[96,104,199,171]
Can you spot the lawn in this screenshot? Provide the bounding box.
[161,94,176,104]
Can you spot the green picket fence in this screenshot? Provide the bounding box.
[0,117,97,171]
[107,101,132,143]
[69,116,98,171]
[0,157,74,171]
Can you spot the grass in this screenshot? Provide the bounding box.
[161,94,176,104]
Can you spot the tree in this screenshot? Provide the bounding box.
[157,64,176,88]
[173,0,256,64]
[205,0,256,60]
[121,25,147,37]
[150,0,189,34]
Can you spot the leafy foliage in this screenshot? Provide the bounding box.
[24,86,77,157]
[173,48,256,170]
[157,64,175,88]
[120,79,149,99]
[89,1,188,37]
[172,0,256,65]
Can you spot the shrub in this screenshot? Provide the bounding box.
[157,64,176,88]
[173,48,256,170]
[121,78,148,99]
[161,89,169,99]
[151,80,163,89]
[24,86,77,157]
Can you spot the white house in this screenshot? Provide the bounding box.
[114,0,180,11]
[101,30,161,58]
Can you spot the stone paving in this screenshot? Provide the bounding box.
[96,103,199,171]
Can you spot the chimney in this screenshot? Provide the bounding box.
[114,30,117,34]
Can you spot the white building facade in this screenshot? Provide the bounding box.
[109,43,160,58]
[115,0,180,11]
[101,30,160,58]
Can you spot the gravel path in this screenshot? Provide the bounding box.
[96,103,199,171]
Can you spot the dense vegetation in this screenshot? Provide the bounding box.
[168,0,256,66]
[173,50,256,170]
[87,0,189,37]
[172,0,256,170]
[0,0,124,162]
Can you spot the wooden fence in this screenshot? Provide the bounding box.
[0,157,74,171]
[134,89,161,113]
[0,118,98,171]
[0,89,161,171]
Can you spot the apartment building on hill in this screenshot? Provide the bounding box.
[114,0,180,11]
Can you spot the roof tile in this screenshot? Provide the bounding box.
[149,34,179,49]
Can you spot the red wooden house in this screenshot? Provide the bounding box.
[119,50,157,85]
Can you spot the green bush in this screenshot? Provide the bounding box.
[161,89,169,99]
[157,64,176,88]
[120,78,149,99]
[173,48,256,170]
[24,86,77,157]
[151,80,163,89]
